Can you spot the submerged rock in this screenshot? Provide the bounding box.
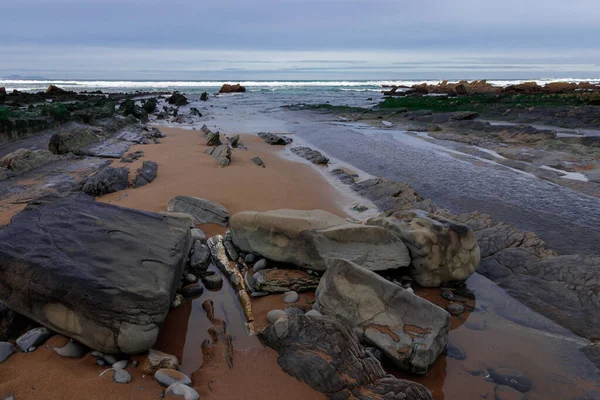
[260,314,433,399]
[168,196,229,226]
[0,194,192,354]
[367,209,480,287]
[316,259,450,374]
[488,368,533,393]
[230,209,410,272]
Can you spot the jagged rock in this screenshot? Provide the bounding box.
[0,148,59,175]
[290,146,329,165]
[167,92,188,106]
[133,161,158,188]
[219,83,246,93]
[352,178,422,212]
[206,131,222,146]
[257,132,293,145]
[167,196,229,226]
[251,156,265,167]
[253,269,320,293]
[367,210,480,287]
[260,314,433,399]
[81,166,129,196]
[230,209,410,272]
[204,144,231,167]
[316,259,450,374]
[141,349,180,374]
[0,194,192,354]
[48,127,100,155]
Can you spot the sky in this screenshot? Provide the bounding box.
[1,0,600,80]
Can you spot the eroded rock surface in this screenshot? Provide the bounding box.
[0,194,191,354]
[167,196,229,226]
[260,314,433,399]
[253,268,320,293]
[367,209,480,287]
[316,259,450,374]
[231,209,411,272]
[81,166,129,196]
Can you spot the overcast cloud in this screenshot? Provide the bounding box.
[1,0,599,79]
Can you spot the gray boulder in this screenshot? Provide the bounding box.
[48,127,100,155]
[230,209,411,272]
[133,161,158,188]
[316,259,450,374]
[367,210,480,287]
[81,166,129,196]
[260,314,433,399]
[167,196,229,226]
[0,194,192,354]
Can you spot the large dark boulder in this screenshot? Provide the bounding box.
[0,194,192,354]
[81,166,129,196]
[133,161,158,188]
[260,314,433,399]
[48,127,101,155]
[167,92,188,106]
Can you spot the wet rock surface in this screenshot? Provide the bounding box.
[260,314,433,399]
[167,196,229,226]
[316,259,450,374]
[257,132,293,145]
[290,146,329,165]
[231,209,410,272]
[133,160,158,188]
[0,193,191,354]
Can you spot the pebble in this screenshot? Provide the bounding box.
[112,360,128,370]
[184,273,198,284]
[190,229,206,243]
[447,302,465,316]
[164,382,200,400]
[112,369,131,384]
[253,259,267,273]
[155,368,192,388]
[464,314,487,331]
[283,291,299,303]
[244,271,256,292]
[488,368,532,393]
[103,355,117,365]
[223,240,239,261]
[0,342,15,364]
[284,306,305,315]
[16,327,52,352]
[446,343,467,360]
[96,359,106,366]
[202,273,223,291]
[53,339,89,358]
[267,310,286,324]
[305,310,323,317]
[91,351,104,359]
[180,283,204,298]
[494,385,525,400]
[244,254,256,264]
[132,360,139,368]
[172,293,184,308]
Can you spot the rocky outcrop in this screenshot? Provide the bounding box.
[367,210,480,287]
[218,84,246,94]
[167,92,188,106]
[230,209,411,272]
[252,268,320,293]
[351,178,422,212]
[167,196,229,226]
[257,132,293,145]
[133,161,158,188]
[48,127,101,155]
[0,149,59,175]
[81,166,129,196]
[290,147,329,165]
[204,144,231,167]
[0,194,192,354]
[316,259,450,374]
[260,314,433,399]
[206,131,222,146]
